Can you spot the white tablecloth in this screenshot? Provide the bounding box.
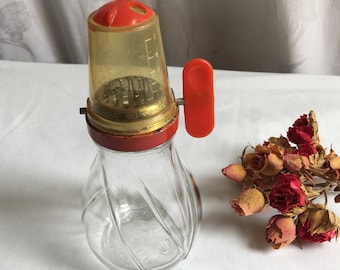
[1,60,340,270]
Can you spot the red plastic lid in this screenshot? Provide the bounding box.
[183,58,214,138]
[93,0,154,27]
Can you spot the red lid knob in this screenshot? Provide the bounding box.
[183,59,214,138]
[93,0,154,27]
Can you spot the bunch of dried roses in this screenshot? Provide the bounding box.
[222,110,340,249]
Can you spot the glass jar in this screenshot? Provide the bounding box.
[81,139,201,270]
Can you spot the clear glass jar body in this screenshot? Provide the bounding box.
[81,139,201,270]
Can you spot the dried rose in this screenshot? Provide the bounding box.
[231,188,266,216]
[294,113,309,127]
[245,152,266,172]
[286,113,318,156]
[296,204,340,243]
[297,142,317,156]
[287,114,314,145]
[244,144,283,176]
[269,173,307,213]
[266,215,296,249]
[222,164,246,183]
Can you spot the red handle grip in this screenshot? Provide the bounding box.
[183,58,214,138]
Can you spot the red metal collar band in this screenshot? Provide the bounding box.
[86,111,179,152]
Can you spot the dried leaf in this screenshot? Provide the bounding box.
[334,184,340,192]
[335,193,340,203]
[308,110,320,146]
[268,136,291,150]
[329,156,340,170]
[305,186,322,201]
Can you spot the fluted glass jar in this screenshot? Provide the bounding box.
[81,139,201,270]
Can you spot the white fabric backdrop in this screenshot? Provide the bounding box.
[1,0,340,74]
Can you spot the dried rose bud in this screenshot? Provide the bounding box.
[222,164,246,182]
[265,152,284,175]
[300,155,310,168]
[296,204,340,243]
[231,188,265,216]
[283,153,303,172]
[266,215,296,249]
